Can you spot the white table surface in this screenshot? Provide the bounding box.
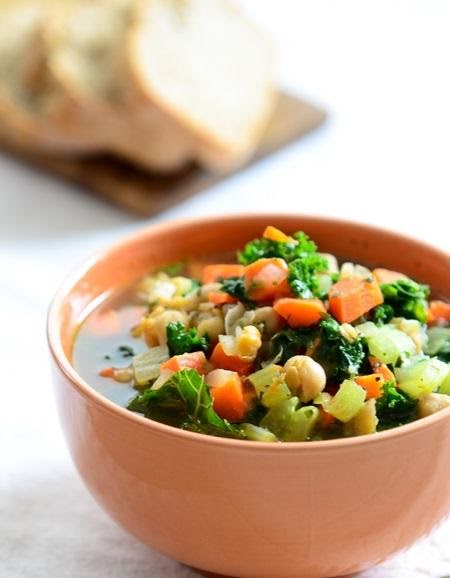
[1,1,450,577]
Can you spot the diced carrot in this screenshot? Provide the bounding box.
[161,351,208,374]
[210,342,253,375]
[427,300,450,325]
[244,258,289,302]
[273,298,327,327]
[202,264,245,285]
[263,225,291,243]
[274,278,293,299]
[355,374,384,399]
[373,268,407,285]
[319,408,336,427]
[206,369,246,421]
[208,291,238,306]
[99,367,114,378]
[329,277,384,323]
[369,357,396,383]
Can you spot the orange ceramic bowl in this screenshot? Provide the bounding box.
[48,215,450,578]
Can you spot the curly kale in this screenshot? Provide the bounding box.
[288,254,329,299]
[380,279,430,323]
[220,276,247,301]
[237,231,318,265]
[272,317,366,382]
[376,381,418,429]
[316,318,366,381]
[128,369,243,438]
[372,304,395,325]
[166,322,209,356]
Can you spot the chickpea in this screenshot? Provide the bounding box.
[352,399,379,435]
[418,393,450,418]
[235,325,262,361]
[284,355,326,402]
[197,316,225,343]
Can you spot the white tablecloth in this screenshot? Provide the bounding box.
[1,1,450,577]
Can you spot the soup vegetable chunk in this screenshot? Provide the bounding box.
[93,226,450,442]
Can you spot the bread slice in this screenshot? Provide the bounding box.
[0,0,103,154]
[45,0,195,172]
[126,0,276,171]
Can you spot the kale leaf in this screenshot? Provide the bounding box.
[272,317,366,381]
[272,326,317,364]
[238,231,318,265]
[127,369,243,438]
[316,317,366,381]
[380,279,430,323]
[288,254,329,299]
[372,304,395,325]
[166,322,209,356]
[220,276,247,301]
[376,381,418,429]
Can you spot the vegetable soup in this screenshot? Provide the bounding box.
[73,225,450,442]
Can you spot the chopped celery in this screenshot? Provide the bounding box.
[327,380,366,423]
[261,380,292,408]
[395,357,450,399]
[357,322,416,364]
[260,397,298,438]
[259,398,319,441]
[241,423,278,442]
[132,345,170,385]
[425,327,450,360]
[284,406,320,441]
[247,364,284,397]
[356,321,379,339]
[439,369,450,395]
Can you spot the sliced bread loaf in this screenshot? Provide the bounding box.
[126,0,276,171]
[0,0,103,154]
[45,0,195,172]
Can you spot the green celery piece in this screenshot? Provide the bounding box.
[260,397,298,438]
[327,380,366,423]
[240,423,278,442]
[360,324,416,365]
[247,365,284,397]
[439,369,450,395]
[132,346,169,385]
[261,380,292,408]
[395,357,450,399]
[283,406,320,441]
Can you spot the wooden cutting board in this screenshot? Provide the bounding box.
[0,92,325,216]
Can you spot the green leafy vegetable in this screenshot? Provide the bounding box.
[272,317,366,381]
[288,254,329,298]
[376,381,417,429]
[372,304,395,325]
[220,276,246,300]
[272,326,316,364]
[380,279,430,323]
[166,322,209,356]
[237,231,318,265]
[316,318,366,381]
[128,369,243,438]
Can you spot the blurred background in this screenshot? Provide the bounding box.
[1,1,450,577]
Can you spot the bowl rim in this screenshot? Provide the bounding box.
[47,213,450,451]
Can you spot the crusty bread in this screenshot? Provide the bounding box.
[126,0,276,171]
[45,0,195,172]
[0,0,103,154]
[0,0,276,174]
